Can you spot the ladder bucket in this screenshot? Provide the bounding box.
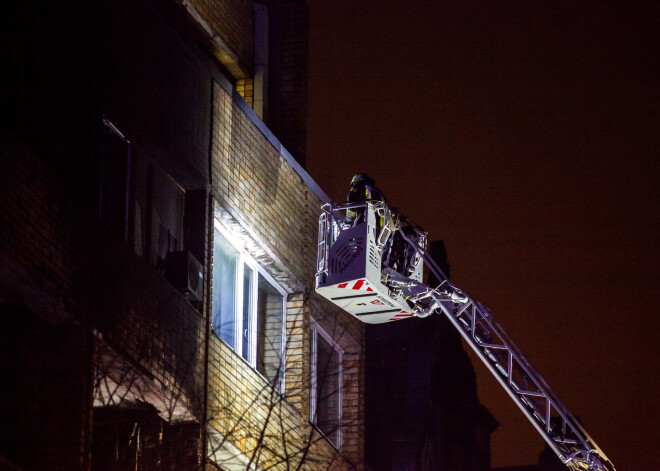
[315,201,425,324]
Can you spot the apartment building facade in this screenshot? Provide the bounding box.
[1,0,364,470]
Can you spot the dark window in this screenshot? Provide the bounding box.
[310,321,342,449]
[99,121,129,240]
[256,273,284,387]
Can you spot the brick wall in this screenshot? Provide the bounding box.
[0,138,95,470]
[91,240,206,423]
[211,82,319,289]
[185,0,254,79]
[209,79,365,467]
[0,132,93,326]
[207,331,357,470]
[0,132,206,467]
[1,1,366,468]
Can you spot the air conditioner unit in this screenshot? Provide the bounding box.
[164,250,204,303]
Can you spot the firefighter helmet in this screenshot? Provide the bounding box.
[350,173,375,188]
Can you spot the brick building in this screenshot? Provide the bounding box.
[1,1,503,470]
[1,0,363,470]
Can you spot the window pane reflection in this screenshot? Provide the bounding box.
[316,334,340,446]
[212,229,238,348]
[257,274,284,387]
[242,265,253,361]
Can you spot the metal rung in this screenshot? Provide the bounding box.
[476,342,508,350]
[517,390,547,398]
[393,228,616,471]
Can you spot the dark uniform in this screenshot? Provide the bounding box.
[389,215,418,275]
[345,173,386,225]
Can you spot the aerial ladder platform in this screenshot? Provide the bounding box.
[315,200,615,471]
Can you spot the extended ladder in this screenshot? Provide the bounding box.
[315,201,615,471]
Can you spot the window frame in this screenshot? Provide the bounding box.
[100,118,187,268]
[99,117,131,241]
[212,219,287,392]
[309,318,343,450]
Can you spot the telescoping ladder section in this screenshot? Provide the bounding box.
[315,201,615,471]
[387,228,616,471]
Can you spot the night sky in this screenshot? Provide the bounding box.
[306,1,658,469]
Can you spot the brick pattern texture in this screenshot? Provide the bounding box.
[0,132,92,325]
[0,129,206,415]
[209,82,365,467]
[0,1,366,468]
[211,83,318,288]
[187,0,254,77]
[90,239,207,421]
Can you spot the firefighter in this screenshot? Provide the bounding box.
[345,173,386,225]
[389,215,419,275]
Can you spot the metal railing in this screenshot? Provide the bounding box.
[316,200,615,470]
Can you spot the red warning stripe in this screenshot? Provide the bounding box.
[337,280,374,291]
[336,280,374,291]
[389,311,414,321]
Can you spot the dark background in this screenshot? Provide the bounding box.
[306,1,658,469]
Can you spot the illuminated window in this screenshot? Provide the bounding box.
[310,319,343,449]
[212,221,286,389]
[235,78,254,108]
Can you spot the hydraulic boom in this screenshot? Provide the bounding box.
[315,201,615,471]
